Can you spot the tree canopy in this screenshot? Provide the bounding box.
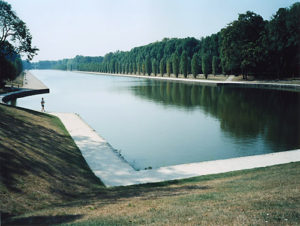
[0,0,38,86]
[0,0,38,60]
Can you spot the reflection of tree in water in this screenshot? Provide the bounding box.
[131,80,300,151]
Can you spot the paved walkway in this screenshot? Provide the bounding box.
[52,112,300,187]
[22,71,48,90]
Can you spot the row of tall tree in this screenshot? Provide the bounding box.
[0,0,38,87]
[26,3,299,79]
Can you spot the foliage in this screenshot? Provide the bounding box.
[159,58,165,76]
[166,59,171,76]
[172,53,179,77]
[191,53,200,77]
[152,59,157,76]
[202,54,210,79]
[212,56,220,75]
[180,51,188,77]
[266,3,300,78]
[0,0,38,61]
[0,41,22,86]
[220,11,266,77]
[0,0,38,85]
[145,56,151,76]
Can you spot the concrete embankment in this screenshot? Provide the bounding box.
[53,112,300,187]
[76,71,300,92]
[0,71,49,103]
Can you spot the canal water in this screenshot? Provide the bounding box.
[15,70,300,170]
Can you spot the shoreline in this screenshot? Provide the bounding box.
[52,112,300,187]
[74,70,300,92]
[3,70,300,187]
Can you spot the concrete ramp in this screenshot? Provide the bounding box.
[22,71,48,90]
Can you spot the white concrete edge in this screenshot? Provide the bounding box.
[51,112,300,187]
[74,70,300,89]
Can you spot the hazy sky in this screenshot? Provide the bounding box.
[6,0,298,61]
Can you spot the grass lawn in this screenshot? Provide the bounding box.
[0,103,299,225]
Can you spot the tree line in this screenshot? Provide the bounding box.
[26,3,299,79]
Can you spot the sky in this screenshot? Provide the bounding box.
[5,0,299,61]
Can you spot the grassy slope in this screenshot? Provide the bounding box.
[0,104,103,220]
[0,104,299,225]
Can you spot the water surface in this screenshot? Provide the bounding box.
[15,70,300,169]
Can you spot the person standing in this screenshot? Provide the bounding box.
[41,97,45,112]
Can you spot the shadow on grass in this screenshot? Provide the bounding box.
[2,212,83,226]
[0,104,104,209]
[50,183,212,211]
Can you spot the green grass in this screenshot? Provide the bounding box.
[1,103,299,225]
[55,162,300,225]
[0,104,103,221]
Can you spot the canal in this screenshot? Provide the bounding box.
[15,70,300,170]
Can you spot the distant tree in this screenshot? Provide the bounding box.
[221,11,266,77]
[187,57,191,75]
[129,63,132,74]
[132,62,136,74]
[180,51,188,77]
[191,53,199,78]
[172,53,179,77]
[202,54,210,79]
[159,58,165,76]
[136,61,141,75]
[212,56,220,75]
[145,56,151,75]
[114,61,118,73]
[166,59,171,76]
[152,59,157,76]
[142,62,146,75]
[110,59,115,73]
[267,3,300,78]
